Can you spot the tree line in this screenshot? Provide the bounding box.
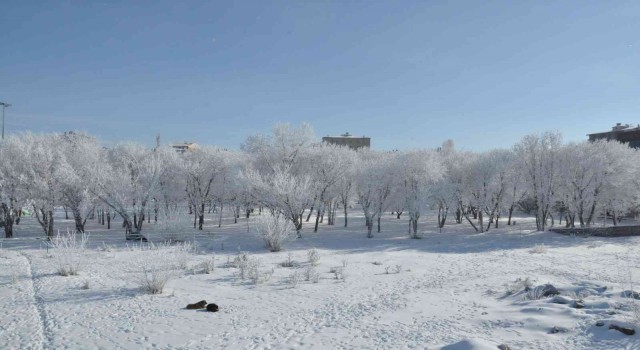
[0,124,638,239]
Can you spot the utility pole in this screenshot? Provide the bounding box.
[0,102,10,140]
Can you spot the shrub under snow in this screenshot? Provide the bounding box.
[49,230,89,276]
[130,242,191,294]
[307,249,320,266]
[251,212,295,252]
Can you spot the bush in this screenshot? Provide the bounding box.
[251,212,295,252]
[304,266,320,283]
[233,252,252,279]
[288,270,302,288]
[248,261,274,285]
[130,242,187,294]
[172,242,194,270]
[307,249,320,266]
[49,230,88,276]
[281,252,296,268]
[529,244,548,254]
[201,257,215,274]
[331,266,346,281]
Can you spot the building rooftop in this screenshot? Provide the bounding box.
[324,132,369,138]
[588,123,640,136]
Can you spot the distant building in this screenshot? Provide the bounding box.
[588,123,640,148]
[172,142,198,153]
[322,132,370,149]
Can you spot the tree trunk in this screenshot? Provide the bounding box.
[193,211,197,229]
[73,209,85,233]
[306,205,314,222]
[343,202,348,227]
[507,205,514,225]
[34,206,54,238]
[366,219,373,238]
[198,203,205,230]
[47,210,54,237]
[1,203,14,238]
[314,208,321,233]
[463,211,479,232]
[218,201,224,228]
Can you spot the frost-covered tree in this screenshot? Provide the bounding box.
[503,157,527,226]
[333,149,359,227]
[241,122,315,175]
[306,144,356,232]
[397,150,444,238]
[0,135,29,238]
[21,134,64,238]
[557,140,639,227]
[242,167,313,237]
[211,150,247,227]
[354,150,399,238]
[182,146,229,230]
[438,150,475,227]
[57,132,102,233]
[156,146,186,222]
[514,132,563,231]
[93,143,164,237]
[462,150,513,232]
[241,123,316,236]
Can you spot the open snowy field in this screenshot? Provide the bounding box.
[1,209,639,350]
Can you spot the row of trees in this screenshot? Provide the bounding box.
[1,125,639,239]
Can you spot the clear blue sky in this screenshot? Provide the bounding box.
[1,1,639,150]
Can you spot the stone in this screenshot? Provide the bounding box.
[206,303,219,312]
[621,290,640,300]
[540,284,560,297]
[595,321,605,327]
[573,300,585,309]
[550,295,572,304]
[609,324,635,336]
[186,300,207,310]
[497,345,512,350]
[549,326,567,334]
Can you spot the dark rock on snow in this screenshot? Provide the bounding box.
[549,326,567,334]
[550,295,572,304]
[621,290,640,300]
[186,300,208,309]
[540,284,560,297]
[573,300,585,309]
[497,344,512,350]
[609,324,635,336]
[595,321,605,327]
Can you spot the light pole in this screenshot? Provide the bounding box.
[0,102,10,140]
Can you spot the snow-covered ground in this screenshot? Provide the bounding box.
[1,210,639,350]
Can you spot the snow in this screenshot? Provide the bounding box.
[1,209,639,349]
